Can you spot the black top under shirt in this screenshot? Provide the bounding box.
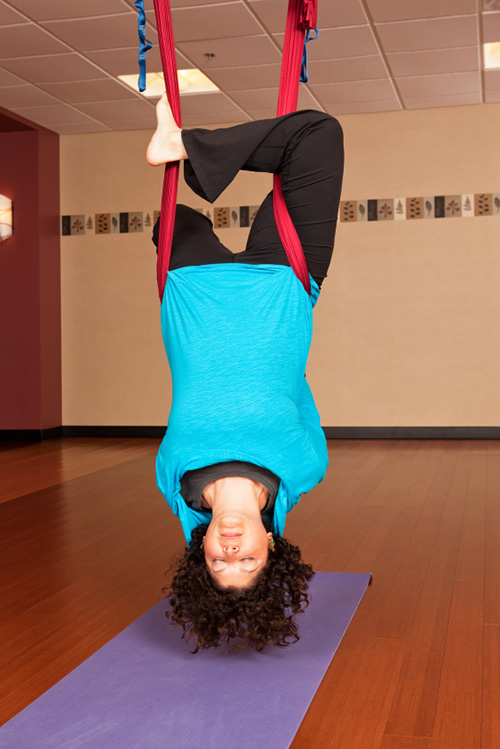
[179,461,280,528]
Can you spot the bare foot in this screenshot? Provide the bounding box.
[146,93,187,166]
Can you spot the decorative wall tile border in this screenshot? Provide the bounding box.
[61,195,500,235]
[340,194,500,222]
[61,207,261,236]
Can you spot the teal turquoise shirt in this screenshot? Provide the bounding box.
[156,263,328,543]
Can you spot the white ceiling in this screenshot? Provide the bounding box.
[0,0,499,134]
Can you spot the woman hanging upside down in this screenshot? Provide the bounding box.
[147,93,344,652]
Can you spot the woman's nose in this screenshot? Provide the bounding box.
[223,544,239,553]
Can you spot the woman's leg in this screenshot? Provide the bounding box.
[148,95,233,270]
[181,111,344,288]
[148,99,344,285]
[152,204,233,271]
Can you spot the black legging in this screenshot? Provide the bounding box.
[153,110,344,289]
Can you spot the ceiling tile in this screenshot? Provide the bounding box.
[0,83,60,108]
[209,63,282,91]
[180,91,243,115]
[169,0,239,5]
[0,1,27,24]
[228,85,318,113]
[310,79,396,106]
[39,79,139,103]
[0,67,25,86]
[397,71,481,98]
[41,13,141,52]
[178,35,281,68]
[170,3,263,43]
[297,86,322,109]
[0,22,70,58]
[274,26,378,60]
[0,53,104,83]
[224,86,286,110]
[387,46,480,77]
[241,107,278,119]
[366,0,477,23]
[5,0,130,21]
[327,100,401,115]
[482,11,500,42]
[11,103,98,125]
[485,69,500,90]
[99,116,157,131]
[247,0,367,34]
[376,16,478,53]
[182,110,251,126]
[86,45,191,77]
[73,98,155,120]
[53,121,112,134]
[307,56,388,83]
[404,91,481,109]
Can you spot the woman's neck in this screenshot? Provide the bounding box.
[202,476,268,514]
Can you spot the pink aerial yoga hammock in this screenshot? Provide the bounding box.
[152,0,318,300]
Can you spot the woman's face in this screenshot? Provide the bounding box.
[203,514,273,589]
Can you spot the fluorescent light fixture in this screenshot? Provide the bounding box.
[0,194,13,242]
[484,42,500,69]
[118,69,219,97]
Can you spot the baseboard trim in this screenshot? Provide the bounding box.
[0,427,63,442]
[322,427,500,439]
[62,426,165,438]
[2,426,500,442]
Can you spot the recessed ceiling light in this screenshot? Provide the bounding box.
[118,69,219,97]
[484,42,500,69]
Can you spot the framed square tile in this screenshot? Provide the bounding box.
[144,212,153,228]
[230,207,240,227]
[110,213,120,233]
[423,198,434,219]
[340,200,357,222]
[434,196,445,218]
[444,195,462,218]
[406,197,424,219]
[239,206,249,227]
[86,216,93,231]
[61,215,71,235]
[462,195,474,218]
[153,210,161,225]
[492,194,500,215]
[377,199,394,221]
[367,199,378,221]
[128,212,143,232]
[214,206,230,228]
[394,198,406,220]
[95,213,110,234]
[357,200,367,221]
[119,213,129,233]
[475,193,492,216]
[249,205,260,225]
[70,215,85,235]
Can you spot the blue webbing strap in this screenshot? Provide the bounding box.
[299,26,319,83]
[135,0,153,92]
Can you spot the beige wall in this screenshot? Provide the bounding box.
[60,102,500,427]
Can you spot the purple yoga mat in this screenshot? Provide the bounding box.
[1,572,371,749]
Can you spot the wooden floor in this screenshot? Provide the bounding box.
[1,438,499,748]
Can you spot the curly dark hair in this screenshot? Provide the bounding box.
[164,524,314,652]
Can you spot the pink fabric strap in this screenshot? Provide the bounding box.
[153,0,181,300]
[154,0,318,299]
[273,0,318,296]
